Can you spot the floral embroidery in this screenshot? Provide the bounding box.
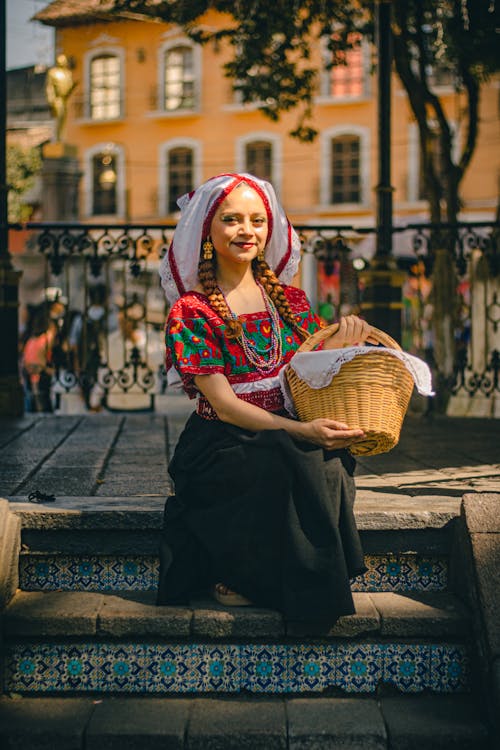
[166,286,321,408]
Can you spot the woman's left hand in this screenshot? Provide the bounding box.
[323,315,378,349]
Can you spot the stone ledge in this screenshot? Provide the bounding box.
[462,492,500,533]
[86,697,189,749]
[188,698,286,750]
[2,590,469,641]
[6,494,462,531]
[370,591,470,638]
[287,697,386,750]
[0,694,491,749]
[379,694,490,749]
[0,504,21,609]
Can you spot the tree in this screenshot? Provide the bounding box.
[7,144,42,223]
[111,0,498,224]
[112,0,499,387]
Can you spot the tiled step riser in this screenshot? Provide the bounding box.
[5,641,470,695]
[19,553,449,593]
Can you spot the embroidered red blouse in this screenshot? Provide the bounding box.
[165,285,321,419]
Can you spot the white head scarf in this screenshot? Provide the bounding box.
[159,173,302,305]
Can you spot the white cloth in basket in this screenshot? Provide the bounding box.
[279,347,434,417]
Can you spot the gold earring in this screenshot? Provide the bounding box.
[203,238,214,260]
[257,248,265,262]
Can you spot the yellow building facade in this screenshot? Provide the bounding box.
[35,6,498,229]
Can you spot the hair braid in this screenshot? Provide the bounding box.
[253,258,309,341]
[197,255,242,338]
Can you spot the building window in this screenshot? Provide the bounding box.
[245,141,273,182]
[90,54,121,119]
[164,46,195,111]
[327,34,364,98]
[92,153,118,215]
[167,147,193,212]
[330,135,361,204]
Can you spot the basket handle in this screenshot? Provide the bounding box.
[297,322,402,353]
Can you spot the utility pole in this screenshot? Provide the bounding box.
[359,0,405,341]
[0,0,24,415]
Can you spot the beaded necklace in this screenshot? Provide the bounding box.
[219,279,283,375]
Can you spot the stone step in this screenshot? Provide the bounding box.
[0,694,491,749]
[2,590,472,695]
[18,551,449,594]
[9,494,460,596]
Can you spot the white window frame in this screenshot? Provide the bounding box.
[317,35,372,104]
[83,142,126,219]
[156,38,201,115]
[83,47,125,121]
[235,132,282,195]
[158,138,202,216]
[320,126,370,208]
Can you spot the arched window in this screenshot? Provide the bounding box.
[330,135,361,204]
[167,147,194,212]
[89,54,121,119]
[85,144,125,218]
[92,152,118,215]
[164,46,195,111]
[245,140,273,182]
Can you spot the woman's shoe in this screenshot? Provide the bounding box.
[213,582,253,607]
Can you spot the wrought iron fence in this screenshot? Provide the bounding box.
[9,220,499,413]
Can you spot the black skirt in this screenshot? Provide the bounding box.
[157,412,366,624]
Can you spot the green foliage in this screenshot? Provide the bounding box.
[110,0,499,221]
[7,144,42,223]
[113,0,368,139]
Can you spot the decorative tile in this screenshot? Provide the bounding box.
[6,643,107,692]
[21,554,447,593]
[429,644,470,692]
[97,644,144,692]
[19,555,159,591]
[336,644,384,693]
[351,555,447,592]
[198,645,240,692]
[241,645,289,693]
[143,644,240,693]
[287,645,335,692]
[383,644,430,693]
[4,641,471,695]
[143,644,193,692]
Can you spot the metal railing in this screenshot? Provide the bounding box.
[9,220,499,413]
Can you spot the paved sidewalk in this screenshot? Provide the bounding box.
[0,392,499,502]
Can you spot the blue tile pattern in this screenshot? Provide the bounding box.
[4,642,469,695]
[351,555,447,592]
[19,554,447,593]
[19,556,159,591]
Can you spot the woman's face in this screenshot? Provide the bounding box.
[209,185,268,267]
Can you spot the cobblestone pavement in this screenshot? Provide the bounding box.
[0,393,499,501]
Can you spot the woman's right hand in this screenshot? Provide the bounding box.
[299,418,365,450]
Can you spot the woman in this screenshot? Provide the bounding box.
[157,173,376,623]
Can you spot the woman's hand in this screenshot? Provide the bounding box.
[323,315,378,349]
[299,418,365,450]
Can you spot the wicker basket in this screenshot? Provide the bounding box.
[285,323,415,456]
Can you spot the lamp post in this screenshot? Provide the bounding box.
[0,0,24,416]
[359,0,405,341]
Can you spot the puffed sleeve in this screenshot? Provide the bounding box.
[165,294,225,398]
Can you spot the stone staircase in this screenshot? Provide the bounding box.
[0,492,494,748]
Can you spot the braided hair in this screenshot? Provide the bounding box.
[197,253,308,341]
